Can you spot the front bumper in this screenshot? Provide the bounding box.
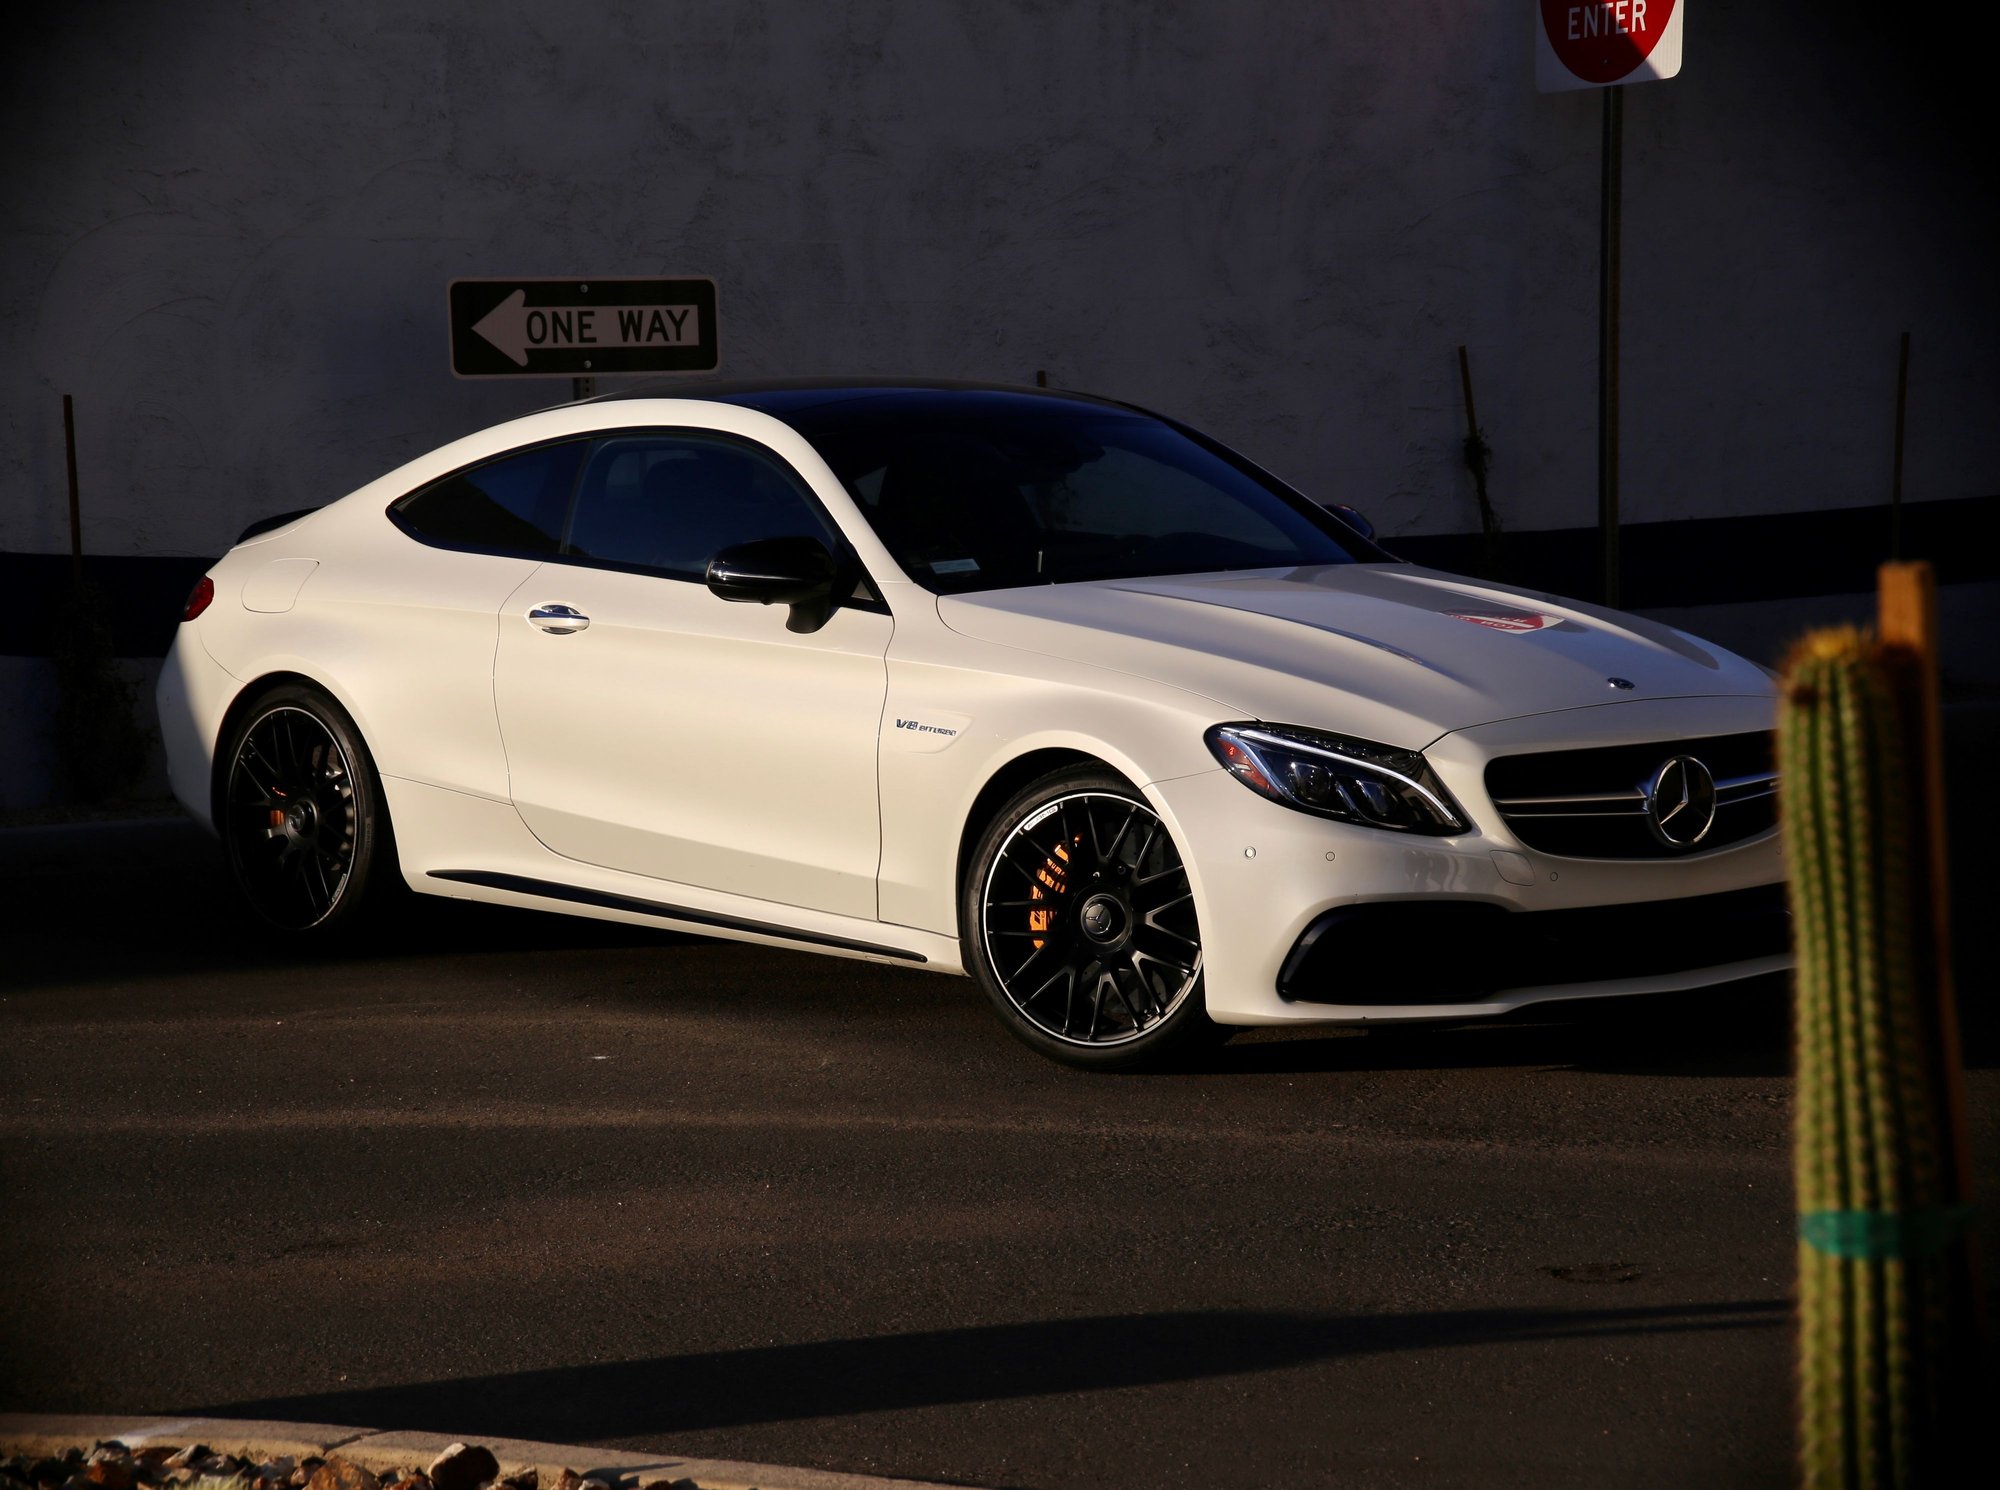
[1277,883,1788,1002]
[1150,695,1788,1026]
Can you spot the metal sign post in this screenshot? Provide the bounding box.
[1598,84,1623,607]
[1536,3,1685,607]
[1890,331,1911,559]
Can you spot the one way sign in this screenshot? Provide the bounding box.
[448,277,719,378]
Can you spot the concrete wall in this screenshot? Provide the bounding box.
[5,0,1995,569]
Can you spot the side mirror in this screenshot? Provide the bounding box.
[1329,504,1378,543]
[706,536,841,634]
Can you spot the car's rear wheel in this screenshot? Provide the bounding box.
[963,767,1223,1070]
[218,683,396,936]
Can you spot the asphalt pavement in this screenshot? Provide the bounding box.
[3,814,1994,1490]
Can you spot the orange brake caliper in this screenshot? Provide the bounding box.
[1027,839,1075,949]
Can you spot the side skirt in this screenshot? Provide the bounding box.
[427,868,928,963]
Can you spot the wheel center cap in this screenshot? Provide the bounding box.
[1079,893,1126,943]
[285,800,317,838]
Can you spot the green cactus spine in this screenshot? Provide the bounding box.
[1781,627,1966,1485]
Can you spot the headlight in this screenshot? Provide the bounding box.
[1204,723,1468,835]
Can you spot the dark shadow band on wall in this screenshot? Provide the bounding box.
[2,494,1995,658]
[1387,493,1999,610]
[4,554,214,658]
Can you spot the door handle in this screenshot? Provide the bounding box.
[528,603,590,635]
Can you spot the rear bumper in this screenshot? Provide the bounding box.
[154,626,237,834]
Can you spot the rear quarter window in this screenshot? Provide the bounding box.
[391,440,586,556]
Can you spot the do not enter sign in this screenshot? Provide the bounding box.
[1535,0,1684,91]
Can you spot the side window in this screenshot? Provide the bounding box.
[564,434,836,580]
[392,441,585,556]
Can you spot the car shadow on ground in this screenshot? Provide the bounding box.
[8,822,1990,1077]
[1214,978,1801,1081]
[0,825,687,987]
[190,1299,1786,1443]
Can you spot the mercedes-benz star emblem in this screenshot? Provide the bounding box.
[1643,755,1717,849]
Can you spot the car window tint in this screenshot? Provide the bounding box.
[800,404,1358,594]
[393,441,583,555]
[564,435,834,579]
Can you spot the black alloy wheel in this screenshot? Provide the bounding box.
[220,684,394,935]
[964,768,1220,1070]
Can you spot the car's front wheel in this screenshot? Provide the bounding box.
[962,767,1221,1070]
[218,683,396,936]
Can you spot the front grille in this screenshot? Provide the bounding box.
[1484,730,1776,859]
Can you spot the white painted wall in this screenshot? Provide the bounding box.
[3,0,1993,558]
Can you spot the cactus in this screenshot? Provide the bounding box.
[1781,627,1971,1485]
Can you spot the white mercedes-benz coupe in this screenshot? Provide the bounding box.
[157,381,1788,1068]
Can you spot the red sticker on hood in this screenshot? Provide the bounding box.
[1443,610,1560,633]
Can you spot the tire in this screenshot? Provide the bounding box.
[961,766,1224,1071]
[216,682,398,938]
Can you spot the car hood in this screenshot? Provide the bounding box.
[937,562,1774,747]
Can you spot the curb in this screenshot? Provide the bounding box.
[0,1416,979,1490]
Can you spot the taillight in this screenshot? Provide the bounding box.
[182,575,214,622]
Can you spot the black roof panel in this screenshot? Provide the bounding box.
[587,377,1142,423]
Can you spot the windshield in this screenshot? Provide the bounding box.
[791,396,1368,593]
